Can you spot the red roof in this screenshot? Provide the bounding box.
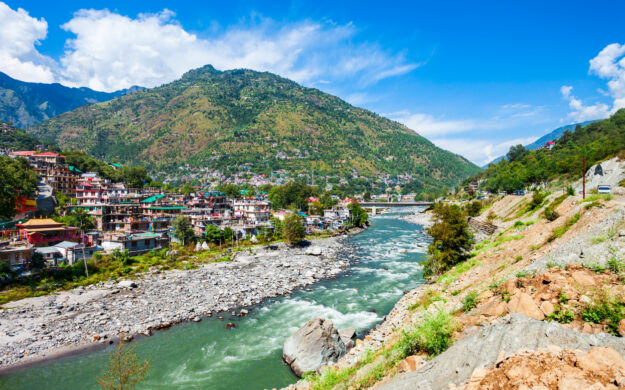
[35,152,64,157]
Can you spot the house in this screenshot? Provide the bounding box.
[16,218,81,247]
[0,243,34,266]
[55,241,103,265]
[233,199,272,225]
[101,232,169,255]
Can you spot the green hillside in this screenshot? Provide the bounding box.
[28,65,480,193]
[475,109,625,192]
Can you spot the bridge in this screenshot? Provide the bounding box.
[358,201,433,216]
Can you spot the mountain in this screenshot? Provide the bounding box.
[475,110,625,192]
[0,122,44,150]
[0,72,140,128]
[28,65,480,193]
[483,120,597,167]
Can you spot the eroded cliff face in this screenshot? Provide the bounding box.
[287,191,625,389]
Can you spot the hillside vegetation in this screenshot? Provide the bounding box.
[28,65,479,194]
[0,72,132,128]
[476,109,625,192]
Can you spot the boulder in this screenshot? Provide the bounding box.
[399,355,424,372]
[507,293,545,320]
[117,280,138,289]
[571,271,596,287]
[339,328,356,350]
[283,318,347,377]
[306,247,323,256]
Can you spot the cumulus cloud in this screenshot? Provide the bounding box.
[0,3,419,91]
[390,112,478,136]
[0,2,56,82]
[560,85,611,122]
[432,136,538,167]
[562,43,625,121]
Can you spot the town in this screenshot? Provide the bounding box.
[0,149,373,277]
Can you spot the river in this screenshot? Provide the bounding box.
[1,210,428,390]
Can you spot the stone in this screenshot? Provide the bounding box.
[282,318,347,377]
[507,293,545,320]
[619,319,625,337]
[481,300,508,317]
[540,301,554,316]
[306,247,323,256]
[399,355,424,372]
[571,271,596,287]
[117,280,138,289]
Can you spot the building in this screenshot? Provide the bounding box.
[16,218,81,247]
[101,232,169,255]
[233,199,272,225]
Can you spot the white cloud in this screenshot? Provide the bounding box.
[390,112,478,136]
[560,85,611,122]
[432,136,538,166]
[0,3,419,92]
[0,2,56,82]
[562,43,625,121]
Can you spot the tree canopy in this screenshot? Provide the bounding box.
[0,156,37,219]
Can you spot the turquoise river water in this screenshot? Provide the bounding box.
[1,210,428,390]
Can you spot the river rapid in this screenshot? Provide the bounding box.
[1,209,428,390]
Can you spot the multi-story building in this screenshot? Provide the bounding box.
[233,199,272,225]
[16,218,81,247]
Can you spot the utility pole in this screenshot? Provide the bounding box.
[582,154,586,200]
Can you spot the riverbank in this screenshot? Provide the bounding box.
[289,191,625,389]
[0,233,361,371]
[401,210,433,228]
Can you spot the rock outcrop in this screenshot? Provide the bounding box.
[283,318,347,377]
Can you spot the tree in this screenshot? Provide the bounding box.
[204,224,225,245]
[347,203,369,228]
[282,213,306,246]
[61,208,96,276]
[466,200,482,217]
[97,341,150,390]
[29,252,46,270]
[180,184,195,195]
[172,216,195,246]
[424,203,474,276]
[363,190,372,201]
[506,144,528,162]
[0,156,37,219]
[270,217,283,240]
[119,166,149,188]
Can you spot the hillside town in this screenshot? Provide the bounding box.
[0,149,364,273]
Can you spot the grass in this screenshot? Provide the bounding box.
[590,228,617,245]
[436,258,482,286]
[582,289,625,336]
[547,213,581,243]
[408,288,444,311]
[515,270,533,278]
[608,256,625,274]
[307,311,455,390]
[581,194,612,203]
[462,291,479,312]
[546,304,574,323]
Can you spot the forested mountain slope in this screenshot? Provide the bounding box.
[28,65,480,193]
[476,109,625,192]
[0,72,137,128]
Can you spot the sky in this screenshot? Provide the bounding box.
[1,1,624,166]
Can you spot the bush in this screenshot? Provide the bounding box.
[282,212,306,246]
[544,207,559,221]
[397,310,454,358]
[528,190,548,211]
[582,290,625,335]
[424,203,474,276]
[462,291,479,312]
[466,200,482,217]
[567,185,575,196]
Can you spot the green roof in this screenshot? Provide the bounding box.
[109,162,123,168]
[146,206,186,210]
[131,232,160,239]
[68,165,82,173]
[141,194,166,203]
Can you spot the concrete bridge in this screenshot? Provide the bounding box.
[359,201,433,215]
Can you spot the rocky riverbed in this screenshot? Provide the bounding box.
[0,235,357,370]
[401,210,433,228]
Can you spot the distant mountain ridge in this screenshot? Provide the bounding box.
[483,120,597,168]
[0,72,141,128]
[28,65,480,194]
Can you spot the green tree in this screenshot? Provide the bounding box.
[180,184,195,195]
[97,340,150,390]
[0,156,37,219]
[61,208,96,232]
[119,166,149,188]
[363,190,372,201]
[172,216,195,246]
[466,200,482,217]
[270,217,283,240]
[29,252,46,270]
[506,144,528,162]
[424,203,474,276]
[204,224,225,245]
[347,203,369,228]
[282,213,306,246]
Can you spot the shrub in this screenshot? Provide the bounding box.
[466,200,482,217]
[567,186,575,196]
[608,256,625,274]
[544,207,559,221]
[462,291,479,312]
[397,310,454,358]
[528,190,548,212]
[424,203,474,276]
[582,290,625,335]
[282,212,306,246]
[546,304,574,323]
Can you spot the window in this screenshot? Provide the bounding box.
[144,240,150,246]
[131,241,137,247]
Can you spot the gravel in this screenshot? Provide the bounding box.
[0,236,356,369]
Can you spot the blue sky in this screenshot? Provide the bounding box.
[1,1,624,165]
